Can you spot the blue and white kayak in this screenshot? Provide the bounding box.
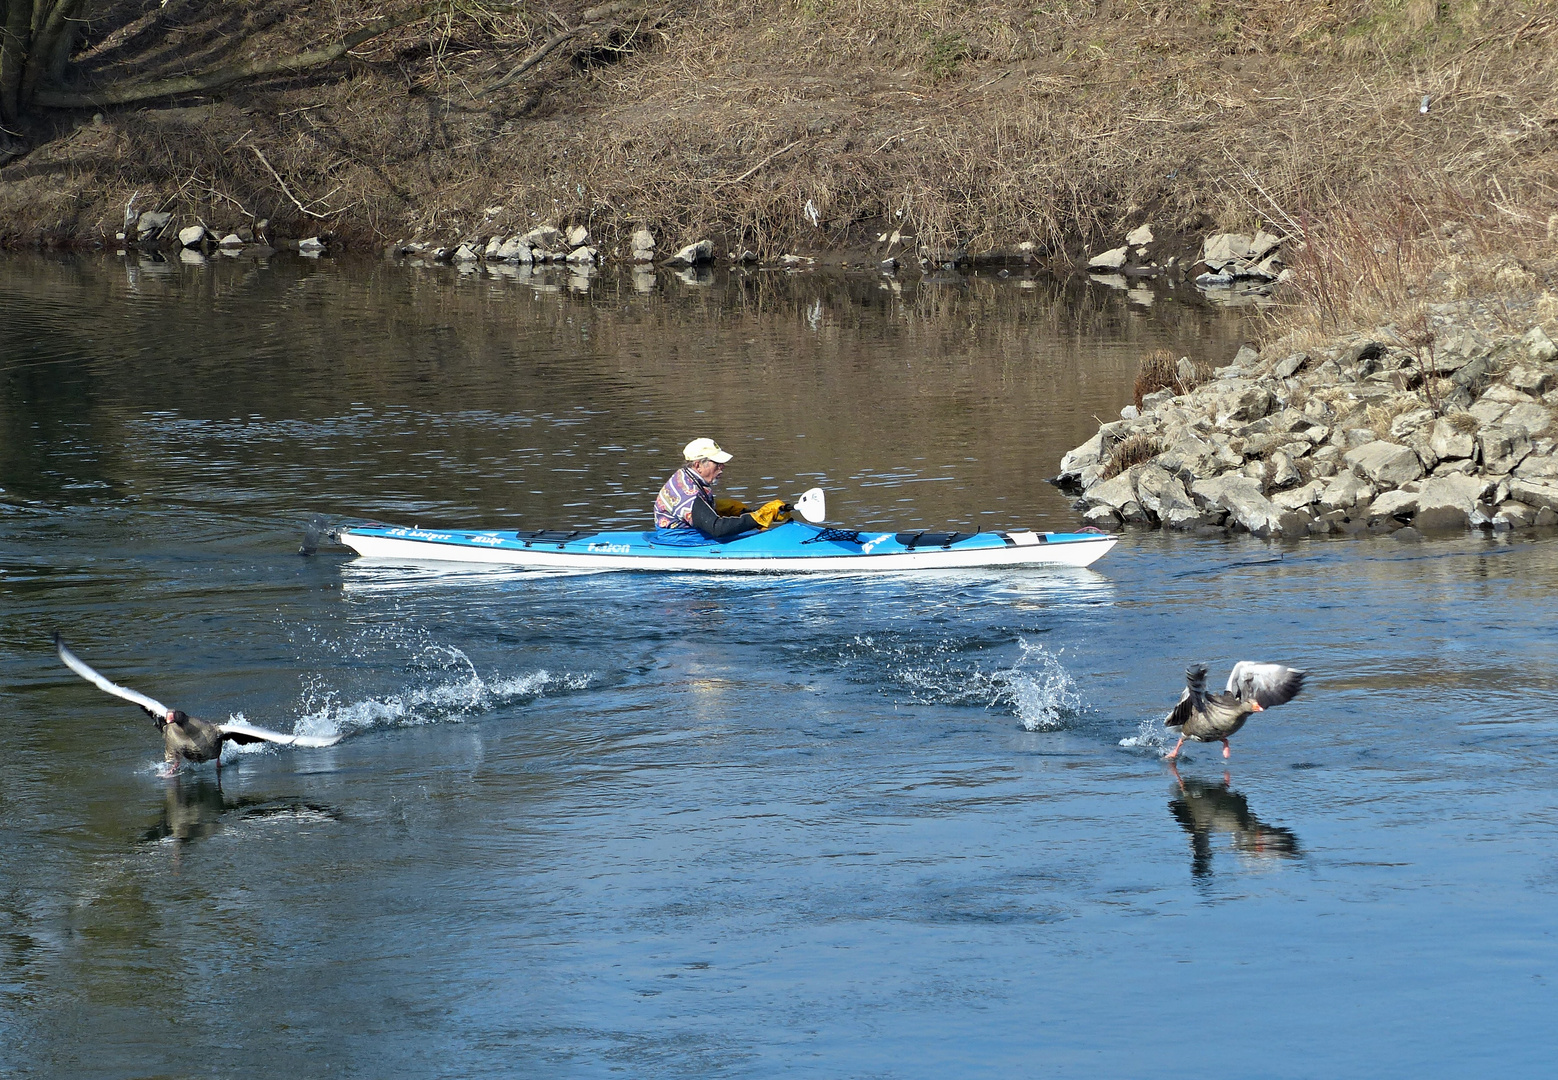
[338,520,1116,572]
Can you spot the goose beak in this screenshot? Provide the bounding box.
[1250,701,1264,712]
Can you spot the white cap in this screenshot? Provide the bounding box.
[683,437,732,463]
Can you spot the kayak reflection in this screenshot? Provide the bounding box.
[1167,769,1301,879]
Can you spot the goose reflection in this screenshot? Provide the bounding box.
[141,777,341,857]
[1167,768,1301,879]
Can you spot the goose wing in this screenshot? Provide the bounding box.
[217,719,342,749]
[1225,662,1306,708]
[55,632,172,718]
[1165,663,1210,727]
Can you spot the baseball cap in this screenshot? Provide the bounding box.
[683,438,733,463]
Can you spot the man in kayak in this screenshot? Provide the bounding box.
[653,438,791,541]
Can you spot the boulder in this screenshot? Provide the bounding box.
[666,240,714,267]
[1135,464,1205,529]
[1514,454,1558,479]
[630,228,656,259]
[1080,469,1139,513]
[566,246,597,264]
[1125,224,1154,247]
[450,243,479,262]
[1344,440,1424,487]
[1088,246,1129,271]
[1505,363,1554,397]
[1494,501,1536,529]
[1190,474,1284,536]
[1212,384,1273,424]
[1524,325,1557,363]
[1479,424,1532,475]
[497,236,532,263]
[1412,473,1493,530]
[1364,489,1419,520]
[218,233,244,249]
[177,224,208,248]
[1272,352,1308,379]
[1508,477,1558,511]
[566,224,590,248]
[1502,401,1553,437]
[1268,448,1302,489]
[1272,479,1327,511]
[1318,471,1376,512]
[1083,504,1122,528]
[483,235,504,258]
[1202,233,1253,270]
[1057,432,1104,484]
[1428,417,1475,460]
[136,211,172,239]
[298,235,327,255]
[522,225,563,250]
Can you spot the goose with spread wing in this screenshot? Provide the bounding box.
[1164,661,1306,761]
[55,633,342,772]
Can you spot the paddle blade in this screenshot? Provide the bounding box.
[793,487,826,523]
[299,514,333,556]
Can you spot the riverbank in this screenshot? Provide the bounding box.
[2,2,1554,269]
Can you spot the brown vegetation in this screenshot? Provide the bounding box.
[1133,348,1211,408]
[1,0,1555,304]
[1100,432,1163,481]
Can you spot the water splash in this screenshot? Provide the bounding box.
[1119,716,1171,754]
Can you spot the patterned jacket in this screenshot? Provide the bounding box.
[653,466,711,529]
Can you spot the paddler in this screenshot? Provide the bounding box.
[653,438,792,540]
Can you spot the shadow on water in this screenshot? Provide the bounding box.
[1167,767,1302,880]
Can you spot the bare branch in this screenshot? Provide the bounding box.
[479,2,639,95]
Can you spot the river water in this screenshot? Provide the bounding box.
[2,253,1556,1078]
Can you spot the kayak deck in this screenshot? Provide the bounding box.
[338,520,1116,572]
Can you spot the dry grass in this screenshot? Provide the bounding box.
[3,0,1558,267]
[1101,432,1163,481]
[1133,348,1211,408]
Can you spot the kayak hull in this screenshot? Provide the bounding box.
[338,521,1116,572]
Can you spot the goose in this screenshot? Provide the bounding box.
[1164,661,1306,760]
[55,632,342,772]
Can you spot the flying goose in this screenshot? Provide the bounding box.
[55,632,342,772]
[1164,661,1306,760]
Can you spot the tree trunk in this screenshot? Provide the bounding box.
[0,0,35,124]
[22,0,85,105]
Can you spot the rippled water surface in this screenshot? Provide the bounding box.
[3,254,1557,1078]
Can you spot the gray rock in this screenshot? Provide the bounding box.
[298,235,327,255]
[1273,352,1308,379]
[1272,479,1327,511]
[136,211,172,239]
[218,233,244,249]
[1428,417,1476,460]
[522,226,563,250]
[631,228,656,261]
[666,240,714,267]
[1502,401,1553,437]
[566,246,597,264]
[497,236,532,263]
[1365,489,1419,519]
[1494,501,1534,529]
[1125,224,1154,247]
[483,235,504,258]
[1269,449,1303,489]
[1088,246,1130,271]
[1538,506,1558,527]
[1213,384,1273,424]
[1058,432,1104,484]
[177,224,208,248]
[1412,473,1492,530]
[1247,230,1283,262]
[1202,233,1253,270]
[1389,407,1437,439]
[1344,440,1424,487]
[1524,325,1557,363]
[1392,526,1424,543]
[1480,424,1532,475]
[1080,470,1139,512]
[1190,474,1284,536]
[1515,453,1558,479]
[451,243,479,262]
[1083,505,1122,528]
[1505,363,1554,397]
[1508,477,1558,511]
[1318,471,1376,512]
[566,225,590,248]
[1135,464,1205,528]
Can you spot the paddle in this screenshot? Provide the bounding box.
[792,487,825,524]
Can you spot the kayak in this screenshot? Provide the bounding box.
[336,520,1117,572]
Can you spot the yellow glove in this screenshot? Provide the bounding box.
[714,497,749,516]
[750,499,793,529]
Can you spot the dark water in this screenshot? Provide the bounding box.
[3,253,1557,1078]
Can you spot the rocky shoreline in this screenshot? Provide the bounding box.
[1057,293,1558,540]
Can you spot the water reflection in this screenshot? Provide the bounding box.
[1167,768,1302,879]
[140,776,340,854]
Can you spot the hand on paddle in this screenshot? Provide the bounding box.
[750,499,792,529]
